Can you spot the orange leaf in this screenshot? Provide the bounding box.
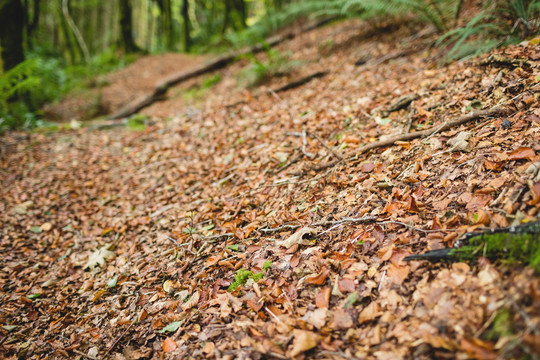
[163,337,177,353]
[315,287,331,309]
[507,146,535,161]
[460,338,496,360]
[305,267,330,285]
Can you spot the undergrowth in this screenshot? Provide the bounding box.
[439,0,540,60]
[237,46,299,87]
[0,50,134,131]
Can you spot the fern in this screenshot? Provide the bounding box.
[439,0,540,61]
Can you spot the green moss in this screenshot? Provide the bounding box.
[127,114,148,131]
[228,268,264,292]
[451,222,540,272]
[486,308,513,340]
[262,261,272,271]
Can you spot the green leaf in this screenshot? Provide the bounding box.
[344,292,359,308]
[374,117,391,126]
[159,320,183,333]
[107,276,118,288]
[226,244,240,251]
[30,226,42,233]
[3,325,17,331]
[27,293,41,300]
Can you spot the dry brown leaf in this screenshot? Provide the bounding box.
[302,308,327,329]
[329,308,354,329]
[315,287,330,308]
[507,146,535,161]
[289,329,320,357]
[182,291,200,312]
[338,278,356,293]
[460,338,497,360]
[305,267,330,285]
[277,227,317,248]
[358,302,380,324]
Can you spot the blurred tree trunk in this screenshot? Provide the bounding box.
[222,0,231,34]
[0,0,25,72]
[57,0,76,63]
[119,0,141,53]
[155,0,174,50]
[234,0,246,29]
[182,0,190,51]
[25,0,40,41]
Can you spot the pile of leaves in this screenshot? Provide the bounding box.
[1,19,539,359]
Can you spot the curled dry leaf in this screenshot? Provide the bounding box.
[305,267,330,285]
[276,227,317,248]
[181,291,200,312]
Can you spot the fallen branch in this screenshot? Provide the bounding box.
[354,107,509,155]
[311,132,344,160]
[293,107,510,176]
[109,18,335,119]
[273,71,329,93]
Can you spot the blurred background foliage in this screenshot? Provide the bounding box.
[0,0,538,130]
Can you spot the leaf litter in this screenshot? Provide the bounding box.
[1,18,540,359]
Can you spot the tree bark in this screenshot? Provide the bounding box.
[0,0,25,72]
[119,0,140,53]
[181,0,190,52]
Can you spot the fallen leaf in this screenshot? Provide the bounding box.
[277,227,317,248]
[182,291,200,312]
[338,278,356,293]
[315,287,330,308]
[460,338,497,360]
[302,308,327,329]
[289,329,320,357]
[305,267,330,285]
[329,308,354,329]
[162,337,177,353]
[84,245,115,270]
[447,131,470,151]
[507,146,535,161]
[159,321,183,334]
[358,302,380,324]
[41,222,53,232]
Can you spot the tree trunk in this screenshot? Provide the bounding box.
[0,0,25,72]
[234,0,246,29]
[222,0,231,34]
[26,0,40,40]
[119,0,140,53]
[182,0,190,52]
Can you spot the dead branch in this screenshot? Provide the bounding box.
[311,132,344,160]
[273,71,329,93]
[109,18,335,119]
[354,107,509,155]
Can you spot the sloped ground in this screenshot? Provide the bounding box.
[43,53,206,122]
[1,19,540,360]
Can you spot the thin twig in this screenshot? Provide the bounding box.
[103,321,134,358]
[311,132,344,160]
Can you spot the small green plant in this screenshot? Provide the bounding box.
[238,46,298,87]
[228,268,265,292]
[262,260,272,271]
[127,114,148,131]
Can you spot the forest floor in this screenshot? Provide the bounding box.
[1,19,540,360]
